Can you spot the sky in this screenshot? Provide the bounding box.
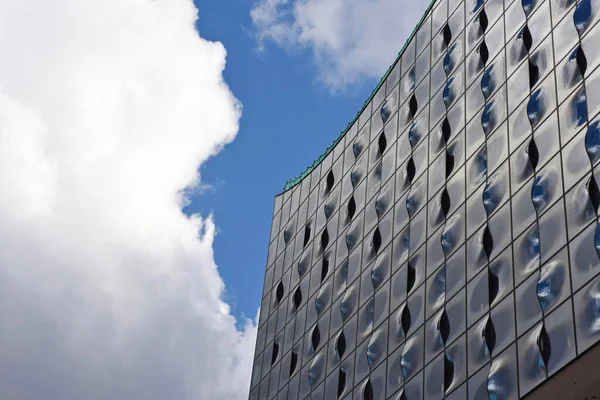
[192,0,429,327]
[0,0,428,399]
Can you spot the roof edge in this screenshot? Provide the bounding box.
[280,0,439,194]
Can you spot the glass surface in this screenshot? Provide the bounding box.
[251,1,600,397]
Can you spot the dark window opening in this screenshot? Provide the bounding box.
[303,224,311,248]
[406,157,416,183]
[311,325,321,350]
[446,150,455,179]
[293,287,302,310]
[479,40,489,66]
[337,369,346,398]
[483,225,494,260]
[271,341,279,365]
[275,281,284,304]
[372,228,382,254]
[326,170,335,192]
[439,309,450,345]
[401,304,412,336]
[528,60,540,89]
[441,188,451,218]
[479,8,488,33]
[444,353,455,392]
[363,379,374,400]
[587,176,600,213]
[289,351,298,377]
[321,257,329,283]
[520,25,532,52]
[576,46,588,76]
[336,330,346,359]
[443,24,452,47]
[484,316,496,354]
[409,94,418,118]
[378,132,387,156]
[321,228,329,249]
[407,265,416,294]
[488,270,499,305]
[347,196,357,220]
[537,324,552,369]
[442,117,451,144]
[527,138,539,171]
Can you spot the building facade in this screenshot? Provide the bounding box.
[249,0,600,398]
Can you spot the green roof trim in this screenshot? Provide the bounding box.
[282,0,439,193]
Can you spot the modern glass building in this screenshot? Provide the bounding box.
[249,0,600,398]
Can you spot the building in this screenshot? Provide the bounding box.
[249,0,600,398]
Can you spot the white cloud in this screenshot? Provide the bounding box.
[0,0,256,399]
[250,0,430,91]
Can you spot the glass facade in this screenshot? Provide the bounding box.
[250,0,600,398]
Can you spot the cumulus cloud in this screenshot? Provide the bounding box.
[250,0,430,91]
[0,0,256,399]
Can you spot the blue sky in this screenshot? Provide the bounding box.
[188,0,407,325]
